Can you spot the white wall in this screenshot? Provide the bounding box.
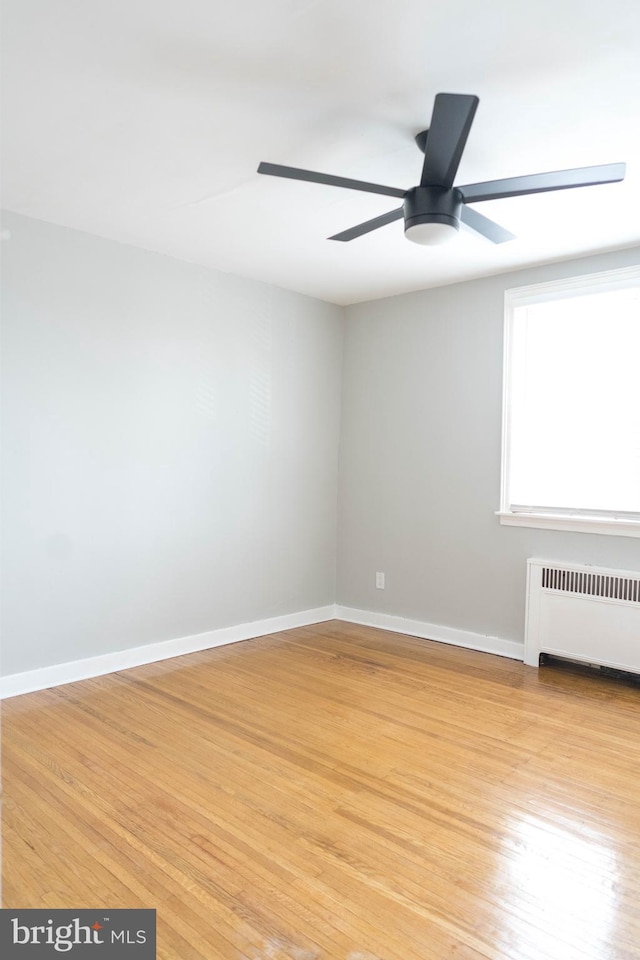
[337,246,640,647]
[1,212,343,676]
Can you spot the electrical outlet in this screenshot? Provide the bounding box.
[376,571,385,589]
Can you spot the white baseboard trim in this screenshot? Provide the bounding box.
[334,605,524,661]
[1,603,523,699]
[0,605,337,700]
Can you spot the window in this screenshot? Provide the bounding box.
[499,265,640,537]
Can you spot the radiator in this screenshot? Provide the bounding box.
[524,559,640,673]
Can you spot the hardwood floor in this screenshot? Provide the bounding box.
[3,620,640,959]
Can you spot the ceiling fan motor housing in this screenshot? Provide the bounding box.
[403,186,463,233]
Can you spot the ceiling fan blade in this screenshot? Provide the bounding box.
[460,205,515,243]
[420,93,479,189]
[257,162,405,199]
[458,162,626,204]
[329,207,404,241]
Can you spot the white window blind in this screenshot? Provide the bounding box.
[500,266,640,537]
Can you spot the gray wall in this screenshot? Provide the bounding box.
[1,212,344,675]
[337,246,640,646]
[3,211,638,678]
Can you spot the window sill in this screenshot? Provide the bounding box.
[496,511,640,539]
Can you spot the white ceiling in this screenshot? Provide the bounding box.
[2,0,640,305]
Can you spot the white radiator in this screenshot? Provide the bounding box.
[524,559,640,673]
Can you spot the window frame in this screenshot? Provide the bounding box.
[498,264,640,539]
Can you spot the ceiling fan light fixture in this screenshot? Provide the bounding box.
[403,185,462,246]
[404,219,459,246]
[257,93,626,248]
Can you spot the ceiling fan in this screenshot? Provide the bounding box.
[257,93,626,246]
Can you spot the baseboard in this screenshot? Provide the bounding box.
[0,605,337,700]
[1,603,523,700]
[334,605,524,661]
